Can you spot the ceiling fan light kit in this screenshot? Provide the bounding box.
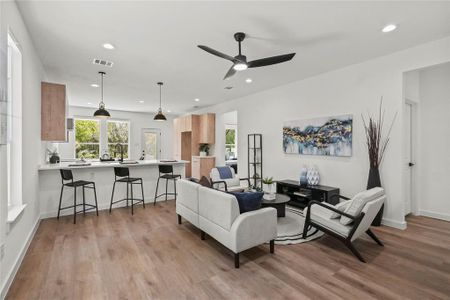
[198,32,296,80]
[93,71,111,118]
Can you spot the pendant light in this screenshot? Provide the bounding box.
[154,82,167,121]
[93,71,111,118]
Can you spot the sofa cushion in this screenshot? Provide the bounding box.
[340,187,385,225]
[230,192,263,213]
[199,186,240,231]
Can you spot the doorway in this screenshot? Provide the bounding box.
[404,101,415,216]
[141,128,161,160]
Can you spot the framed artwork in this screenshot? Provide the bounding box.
[283,114,353,157]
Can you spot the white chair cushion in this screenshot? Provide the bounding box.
[322,201,352,219]
[340,187,385,225]
[310,205,352,237]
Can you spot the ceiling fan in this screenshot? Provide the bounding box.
[198,32,296,80]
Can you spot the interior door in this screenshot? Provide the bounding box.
[141,129,161,160]
[404,102,413,215]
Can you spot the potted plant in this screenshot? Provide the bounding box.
[362,98,396,226]
[262,177,276,194]
[199,144,209,157]
[47,148,60,164]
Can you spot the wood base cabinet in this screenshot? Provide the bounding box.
[192,156,216,180]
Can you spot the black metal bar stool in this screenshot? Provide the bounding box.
[154,165,181,205]
[58,169,99,224]
[110,167,145,215]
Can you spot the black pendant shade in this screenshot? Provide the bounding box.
[94,71,111,118]
[154,82,167,121]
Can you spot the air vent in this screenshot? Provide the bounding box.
[92,58,114,67]
[224,86,233,90]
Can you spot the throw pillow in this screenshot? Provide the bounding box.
[323,201,352,219]
[230,191,264,213]
[198,176,212,188]
[340,187,385,225]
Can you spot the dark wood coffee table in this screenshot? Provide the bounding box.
[261,194,290,217]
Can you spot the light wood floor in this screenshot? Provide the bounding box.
[7,201,450,299]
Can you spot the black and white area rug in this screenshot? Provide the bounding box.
[274,206,323,245]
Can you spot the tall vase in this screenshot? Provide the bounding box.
[367,167,383,226]
[299,166,308,186]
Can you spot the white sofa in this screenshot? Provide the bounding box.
[176,179,277,268]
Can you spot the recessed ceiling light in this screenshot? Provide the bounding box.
[245,78,252,83]
[102,43,115,50]
[382,24,397,33]
[195,98,200,102]
[87,102,92,105]
[167,110,171,113]
[138,100,144,103]
[90,84,99,88]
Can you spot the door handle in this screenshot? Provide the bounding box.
[408,162,415,167]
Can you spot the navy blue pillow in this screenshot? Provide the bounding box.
[230,192,264,213]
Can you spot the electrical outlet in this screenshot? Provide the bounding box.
[0,244,5,260]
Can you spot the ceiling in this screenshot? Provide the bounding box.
[17,1,450,115]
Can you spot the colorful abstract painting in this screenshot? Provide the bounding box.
[283,114,353,157]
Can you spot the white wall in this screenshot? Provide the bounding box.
[195,36,450,229]
[57,106,175,161]
[417,63,450,221]
[0,1,46,297]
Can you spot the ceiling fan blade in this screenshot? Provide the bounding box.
[248,53,296,68]
[198,45,237,62]
[223,65,237,80]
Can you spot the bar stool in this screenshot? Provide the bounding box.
[110,167,145,215]
[154,165,181,205]
[58,169,99,224]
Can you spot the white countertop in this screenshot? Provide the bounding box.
[38,159,189,171]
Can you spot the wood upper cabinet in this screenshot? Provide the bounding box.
[199,113,215,144]
[41,82,66,141]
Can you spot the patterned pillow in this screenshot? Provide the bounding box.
[340,187,385,225]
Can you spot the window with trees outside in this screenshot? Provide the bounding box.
[108,120,129,159]
[75,119,100,159]
[225,128,236,159]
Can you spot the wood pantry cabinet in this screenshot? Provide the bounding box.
[41,82,67,141]
[173,113,215,178]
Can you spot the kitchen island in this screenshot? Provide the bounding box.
[39,160,188,218]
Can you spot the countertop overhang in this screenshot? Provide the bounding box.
[38,160,189,171]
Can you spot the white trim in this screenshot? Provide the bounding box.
[6,204,26,223]
[381,218,407,230]
[0,217,40,299]
[418,210,450,222]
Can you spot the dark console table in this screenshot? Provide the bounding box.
[276,180,340,209]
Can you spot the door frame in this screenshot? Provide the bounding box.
[141,128,161,160]
[403,99,418,216]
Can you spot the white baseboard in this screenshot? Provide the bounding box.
[382,218,407,230]
[0,217,41,299]
[418,210,450,222]
[40,198,174,219]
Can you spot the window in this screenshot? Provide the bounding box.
[225,128,236,160]
[6,32,23,216]
[75,119,100,159]
[107,120,129,159]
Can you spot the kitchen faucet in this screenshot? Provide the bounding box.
[116,143,124,162]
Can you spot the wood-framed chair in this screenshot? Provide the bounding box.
[303,189,386,263]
